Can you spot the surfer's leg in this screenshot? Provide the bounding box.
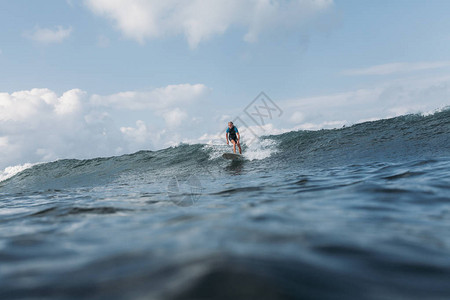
[237,141,242,154]
[231,140,237,153]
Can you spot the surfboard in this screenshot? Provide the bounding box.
[222,153,242,160]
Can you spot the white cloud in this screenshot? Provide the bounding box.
[163,108,188,128]
[90,84,209,110]
[90,83,209,128]
[289,111,304,123]
[120,120,151,144]
[55,89,84,115]
[24,25,73,44]
[0,88,84,122]
[282,75,450,129]
[0,88,89,169]
[342,61,450,76]
[84,0,334,48]
[0,84,210,169]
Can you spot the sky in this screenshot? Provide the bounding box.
[1,0,450,170]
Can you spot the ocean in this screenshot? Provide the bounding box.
[1,109,449,299]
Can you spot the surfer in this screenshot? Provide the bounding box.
[226,121,242,154]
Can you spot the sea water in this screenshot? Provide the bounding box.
[1,110,449,299]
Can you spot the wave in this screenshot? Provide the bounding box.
[0,163,38,183]
[270,108,450,166]
[1,109,449,191]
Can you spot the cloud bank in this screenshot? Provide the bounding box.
[0,84,209,169]
[84,0,334,47]
[282,75,450,130]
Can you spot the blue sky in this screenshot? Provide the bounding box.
[1,0,450,170]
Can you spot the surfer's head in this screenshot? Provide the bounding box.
[228,121,233,128]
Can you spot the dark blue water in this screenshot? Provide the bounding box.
[1,110,450,299]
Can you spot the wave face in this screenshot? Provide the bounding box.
[1,110,450,299]
[272,108,450,167]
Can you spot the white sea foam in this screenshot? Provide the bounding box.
[241,138,278,161]
[0,163,37,183]
[203,135,278,161]
[421,105,450,117]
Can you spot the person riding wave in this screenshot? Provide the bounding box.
[226,121,242,154]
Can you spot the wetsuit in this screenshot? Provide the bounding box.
[227,126,239,142]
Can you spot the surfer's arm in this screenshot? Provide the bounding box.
[226,132,229,144]
[236,132,240,142]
